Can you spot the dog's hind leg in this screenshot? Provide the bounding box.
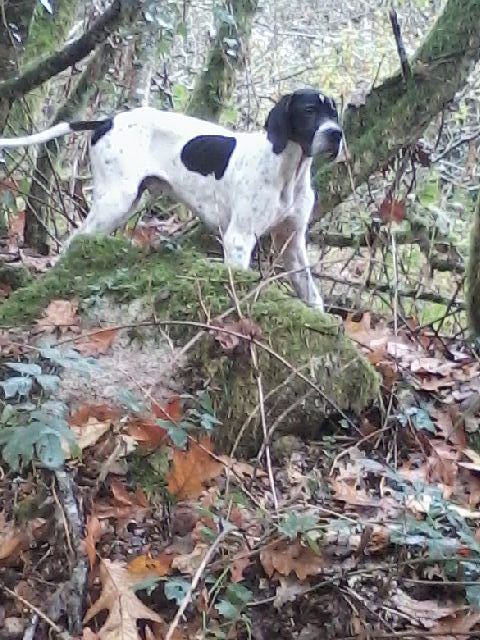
[63,188,140,252]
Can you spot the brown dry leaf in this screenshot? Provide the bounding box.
[0,514,47,566]
[7,210,25,252]
[210,318,262,353]
[81,516,105,569]
[127,552,173,578]
[71,417,112,452]
[111,479,149,508]
[69,404,122,426]
[82,629,99,640]
[83,559,163,640]
[151,397,183,422]
[260,539,327,581]
[75,328,118,356]
[330,475,380,507]
[127,417,167,448]
[0,281,11,300]
[171,543,209,575]
[430,611,480,639]
[35,298,80,335]
[230,549,251,583]
[344,313,390,352]
[389,589,462,628]
[167,436,223,499]
[379,197,406,224]
[273,576,309,609]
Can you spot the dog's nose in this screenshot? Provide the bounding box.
[325,128,345,162]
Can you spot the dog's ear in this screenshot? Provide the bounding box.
[265,94,292,154]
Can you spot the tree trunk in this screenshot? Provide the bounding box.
[23,45,117,253]
[313,0,480,219]
[0,0,37,128]
[187,0,258,122]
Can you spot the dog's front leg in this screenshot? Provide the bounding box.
[222,223,256,270]
[272,220,324,312]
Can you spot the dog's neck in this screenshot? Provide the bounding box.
[277,141,311,206]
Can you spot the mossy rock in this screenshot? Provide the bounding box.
[0,263,32,292]
[0,236,380,452]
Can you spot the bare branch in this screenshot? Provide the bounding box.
[0,0,141,102]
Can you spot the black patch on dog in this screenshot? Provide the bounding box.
[180,135,237,180]
[70,118,114,145]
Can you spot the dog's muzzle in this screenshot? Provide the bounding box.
[324,128,345,162]
[313,123,346,162]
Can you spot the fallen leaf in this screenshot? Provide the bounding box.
[379,197,406,224]
[69,404,122,427]
[75,328,118,356]
[210,318,262,353]
[152,397,182,422]
[167,436,223,499]
[230,549,251,583]
[70,417,112,451]
[430,611,480,639]
[0,514,47,566]
[389,589,463,628]
[7,210,25,252]
[35,298,79,335]
[260,539,327,581]
[83,559,163,640]
[81,516,104,569]
[273,576,308,609]
[127,552,172,577]
[128,417,167,447]
[171,543,209,575]
[111,479,149,508]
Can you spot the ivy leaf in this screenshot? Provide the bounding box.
[164,578,190,605]
[225,583,252,605]
[1,376,33,399]
[35,374,60,393]
[5,362,42,377]
[36,431,65,469]
[278,512,319,540]
[216,599,240,621]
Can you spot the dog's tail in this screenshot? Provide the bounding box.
[0,119,112,148]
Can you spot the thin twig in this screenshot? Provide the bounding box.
[165,524,228,640]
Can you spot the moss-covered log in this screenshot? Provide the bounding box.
[467,192,480,335]
[314,0,480,218]
[0,237,379,452]
[187,0,258,122]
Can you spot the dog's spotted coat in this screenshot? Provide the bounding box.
[0,88,344,310]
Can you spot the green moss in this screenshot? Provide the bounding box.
[0,264,32,291]
[0,235,379,453]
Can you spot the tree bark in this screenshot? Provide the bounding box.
[0,0,37,128]
[187,0,258,122]
[0,0,141,104]
[23,45,117,253]
[313,0,480,219]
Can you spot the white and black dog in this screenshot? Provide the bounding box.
[0,88,343,311]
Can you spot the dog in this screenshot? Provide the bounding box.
[0,88,344,311]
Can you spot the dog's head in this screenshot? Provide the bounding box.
[265,88,344,160]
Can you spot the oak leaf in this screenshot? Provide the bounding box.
[260,539,327,581]
[127,552,172,578]
[80,516,105,569]
[75,328,118,356]
[35,298,79,334]
[84,559,163,640]
[167,436,223,499]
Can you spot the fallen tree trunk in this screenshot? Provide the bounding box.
[0,237,379,453]
[314,0,480,218]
